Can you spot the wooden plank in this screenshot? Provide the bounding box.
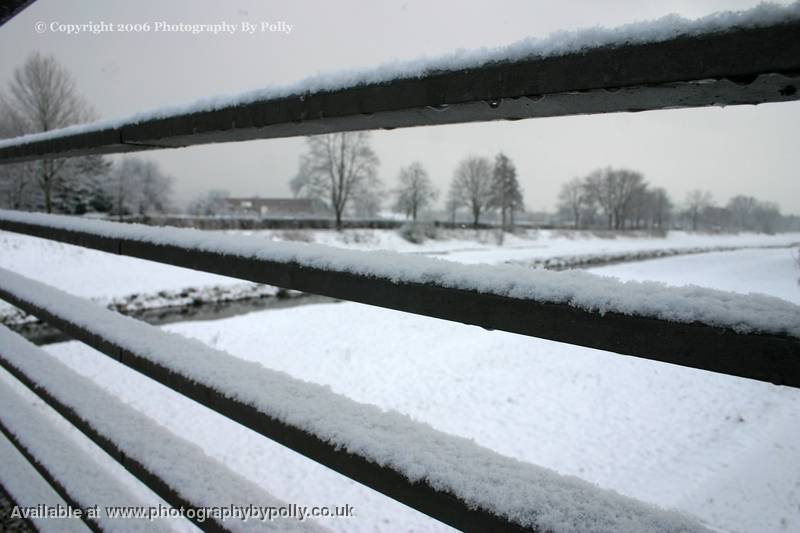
[1,21,799,164]
[0,328,232,533]
[0,423,101,533]
[1,215,797,388]
[0,272,536,533]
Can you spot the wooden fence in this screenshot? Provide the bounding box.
[0,10,798,532]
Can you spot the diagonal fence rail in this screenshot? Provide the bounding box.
[0,21,798,164]
[0,325,315,533]
[0,434,88,533]
[0,417,102,533]
[0,267,713,533]
[1,210,798,388]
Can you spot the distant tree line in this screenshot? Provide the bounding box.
[556,168,794,233]
[288,132,525,231]
[556,167,671,230]
[286,133,796,234]
[0,53,173,216]
[678,191,788,233]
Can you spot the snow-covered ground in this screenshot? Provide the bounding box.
[0,231,243,311]
[236,228,800,265]
[3,244,797,532]
[588,248,800,304]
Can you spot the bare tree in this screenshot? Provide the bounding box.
[107,161,137,220]
[393,162,439,221]
[56,154,113,214]
[583,170,614,229]
[136,160,173,215]
[627,185,649,229]
[645,187,673,229]
[352,179,384,218]
[2,52,102,213]
[445,188,461,225]
[450,156,493,228]
[0,114,34,209]
[584,167,646,230]
[291,132,380,230]
[0,162,35,209]
[685,189,714,231]
[490,153,524,231]
[187,189,230,216]
[727,195,758,231]
[557,177,587,229]
[751,200,781,234]
[106,158,173,220]
[613,169,646,230]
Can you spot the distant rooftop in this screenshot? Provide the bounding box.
[223,197,316,215]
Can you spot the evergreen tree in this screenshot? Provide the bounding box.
[490,153,524,231]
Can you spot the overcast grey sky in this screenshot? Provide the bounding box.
[1,0,798,213]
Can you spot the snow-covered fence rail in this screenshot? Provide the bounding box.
[0,14,799,163]
[0,268,709,533]
[1,209,799,389]
[0,325,315,533]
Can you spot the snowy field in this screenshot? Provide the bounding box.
[1,236,798,532]
[589,248,800,304]
[234,228,800,265]
[0,230,247,313]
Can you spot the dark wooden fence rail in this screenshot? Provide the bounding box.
[0,269,536,533]
[0,419,102,532]
[0,21,799,164]
[1,11,799,533]
[0,327,228,533]
[1,213,798,387]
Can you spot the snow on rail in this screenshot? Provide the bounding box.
[0,2,798,150]
[0,377,176,532]
[2,210,799,338]
[0,325,325,533]
[0,267,708,533]
[0,435,91,533]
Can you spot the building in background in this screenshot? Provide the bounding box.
[222,197,318,217]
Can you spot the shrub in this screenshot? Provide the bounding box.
[399,222,439,244]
